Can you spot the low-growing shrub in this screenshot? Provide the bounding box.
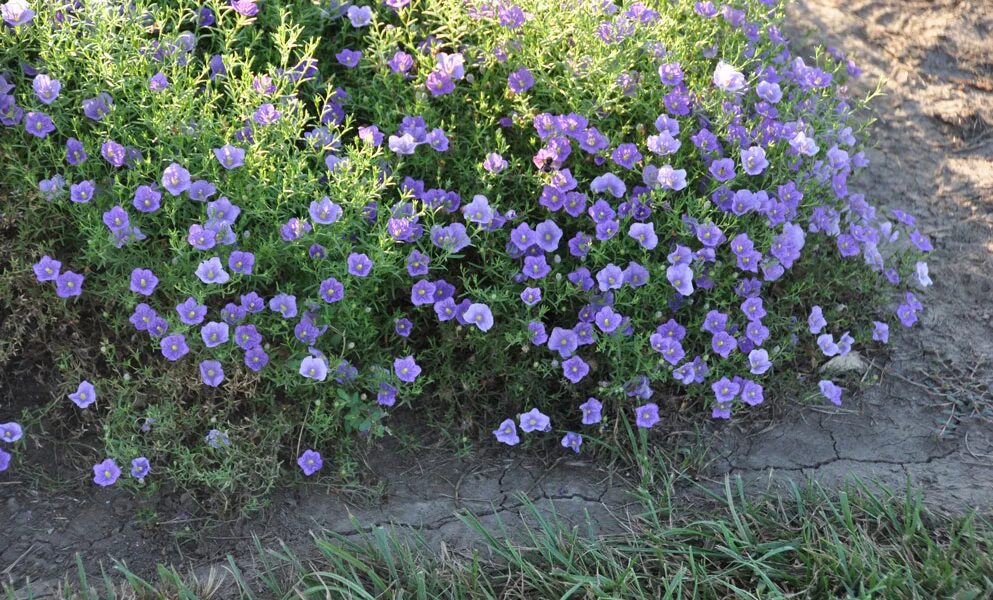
[0,0,932,495]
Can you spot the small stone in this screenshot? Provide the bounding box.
[820,351,868,375]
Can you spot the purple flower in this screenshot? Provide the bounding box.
[187,224,216,251]
[519,408,551,433]
[483,152,508,173]
[388,51,414,74]
[130,457,150,480]
[228,251,254,275]
[612,143,643,169]
[740,146,768,175]
[213,144,245,170]
[708,158,736,182]
[394,355,421,383]
[101,140,126,167]
[713,61,746,92]
[756,81,782,103]
[741,380,764,406]
[394,318,413,338]
[548,327,578,358]
[175,297,206,326]
[377,383,398,406]
[562,356,590,383]
[300,356,328,381]
[711,377,740,403]
[65,138,87,165]
[55,271,84,298]
[628,222,658,249]
[580,397,602,424]
[654,165,688,191]
[624,262,650,287]
[463,194,494,225]
[411,279,437,306]
[205,429,231,449]
[70,180,95,203]
[534,220,563,252]
[591,173,626,198]
[561,432,583,454]
[914,261,932,287]
[160,334,189,362]
[464,303,494,332]
[817,333,840,357]
[320,277,344,303]
[347,253,373,277]
[133,185,161,212]
[195,257,230,284]
[253,103,280,125]
[1,0,34,27]
[149,72,169,91]
[389,133,418,155]
[493,419,520,445]
[666,264,693,296]
[234,324,262,350]
[653,337,685,365]
[231,0,259,16]
[635,403,660,428]
[347,5,373,26]
[82,93,113,121]
[130,304,160,334]
[872,321,889,343]
[748,349,772,375]
[522,255,551,280]
[200,360,225,387]
[519,287,542,306]
[298,449,323,476]
[508,67,535,93]
[33,74,60,104]
[819,380,843,406]
[161,162,191,196]
[594,306,621,334]
[102,205,130,233]
[426,71,455,95]
[245,346,269,372]
[0,448,8,471]
[129,268,158,296]
[658,62,684,86]
[33,255,61,282]
[309,197,343,225]
[201,321,229,348]
[93,459,121,487]
[596,264,624,291]
[24,111,55,138]
[69,380,96,408]
[528,321,548,345]
[808,306,827,334]
[269,293,298,318]
[336,49,362,68]
[0,422,23,443]
[711,331,736,358]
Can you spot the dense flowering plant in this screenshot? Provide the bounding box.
[0,0,931,490]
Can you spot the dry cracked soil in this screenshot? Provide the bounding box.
[2,0,992,595]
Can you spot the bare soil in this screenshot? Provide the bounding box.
[2,0,992,594]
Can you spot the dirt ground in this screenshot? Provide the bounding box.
[2,0,992,594]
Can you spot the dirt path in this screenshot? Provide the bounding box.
[712,0,993,510]
[2,0,992,592]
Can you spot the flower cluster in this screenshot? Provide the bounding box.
[1,0,930,489]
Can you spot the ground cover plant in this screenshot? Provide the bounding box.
[0,0,933,497]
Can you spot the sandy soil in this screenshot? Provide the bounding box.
[2,0,992,593]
